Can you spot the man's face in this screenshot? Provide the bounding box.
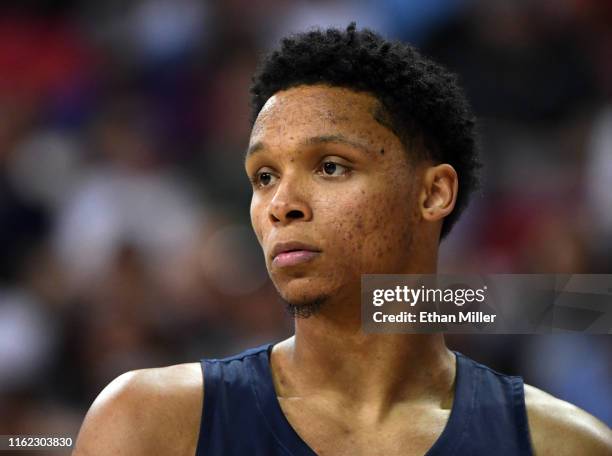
[245,85,422,309]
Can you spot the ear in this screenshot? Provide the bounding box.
[419,164,458,223]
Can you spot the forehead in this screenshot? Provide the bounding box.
[249,85,398,150]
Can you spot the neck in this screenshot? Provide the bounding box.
[271,281,455,421]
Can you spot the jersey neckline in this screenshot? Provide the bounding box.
[246,343,477,455]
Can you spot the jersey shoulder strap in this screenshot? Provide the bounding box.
[428,351,534,455]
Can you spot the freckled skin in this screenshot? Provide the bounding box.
[246,85,433,310]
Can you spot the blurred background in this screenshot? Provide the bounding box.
[0,0,610,449]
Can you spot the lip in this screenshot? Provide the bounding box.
[271,241,321,267]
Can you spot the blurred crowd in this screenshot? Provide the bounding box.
[0,0,610,445]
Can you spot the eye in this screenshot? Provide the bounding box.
[249,169,278,188]
[319,161,350,177]
[259,172,273,186]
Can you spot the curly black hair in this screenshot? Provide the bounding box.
[250,23,480,239]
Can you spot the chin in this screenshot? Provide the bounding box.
[276,284,331,319]
[274,275,334,303]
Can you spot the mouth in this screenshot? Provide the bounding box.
[271,242,321,267]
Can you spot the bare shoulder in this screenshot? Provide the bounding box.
[73,362,203,456]
[524,383,611,456]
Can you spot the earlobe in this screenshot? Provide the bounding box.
[420,164,458,222]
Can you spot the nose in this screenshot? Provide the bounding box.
[268,178,312,225]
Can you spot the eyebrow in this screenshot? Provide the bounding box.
[245,134,374,159]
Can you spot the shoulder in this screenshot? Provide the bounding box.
[524,383,612,456]
[73,362,203,456]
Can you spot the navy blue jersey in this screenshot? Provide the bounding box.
[195,344,533,455]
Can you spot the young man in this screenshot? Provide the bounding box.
[74,24,611,455]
